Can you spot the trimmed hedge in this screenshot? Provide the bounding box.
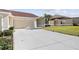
[3,30,13,36]
[9,27,14,30]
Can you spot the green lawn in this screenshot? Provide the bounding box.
[44,26,79,36]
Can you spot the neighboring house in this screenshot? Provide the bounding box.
[0,9,38,31]
[73,17,79,25]
[49,15,73,26]
[36,15,73,27]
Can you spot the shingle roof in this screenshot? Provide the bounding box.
[50,15,71,20]
[0,9,38,17]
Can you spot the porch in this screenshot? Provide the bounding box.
[0,12,11,31]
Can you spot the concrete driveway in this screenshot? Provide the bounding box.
[13,29,79,50]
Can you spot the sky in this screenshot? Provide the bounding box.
[13,9,79,17]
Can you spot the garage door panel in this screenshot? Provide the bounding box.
[14,19,35,29]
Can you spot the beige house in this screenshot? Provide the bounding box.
[49,15,73,26]
[0,9,77,31]
[36,15,73,27]
[0,9,38,31]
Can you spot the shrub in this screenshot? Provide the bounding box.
[0,31,3,37]
[3,30,13,36]
[0,38,13,50]
[73,23,78,26]
[1,43,8,50]
[9,27,14,30]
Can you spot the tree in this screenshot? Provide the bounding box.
[44,14,52,27]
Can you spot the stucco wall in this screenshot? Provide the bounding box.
[73,18,79,25]
[49,20,54,26]
[0,17,2,31]
[49,19,73,26]
[37,18,45,27]
[60,19,73,26]
[2,16,9,30]
[9,16,14,27]
[13,16,37,29]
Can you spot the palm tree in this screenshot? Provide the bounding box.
[44,14,52,27]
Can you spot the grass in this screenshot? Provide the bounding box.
[44,26,79,36]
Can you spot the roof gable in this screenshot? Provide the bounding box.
[0,9,38,17]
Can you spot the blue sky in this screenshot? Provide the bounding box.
[14,9,79,17]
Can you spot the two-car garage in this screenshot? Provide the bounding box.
[13,16,37,29]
